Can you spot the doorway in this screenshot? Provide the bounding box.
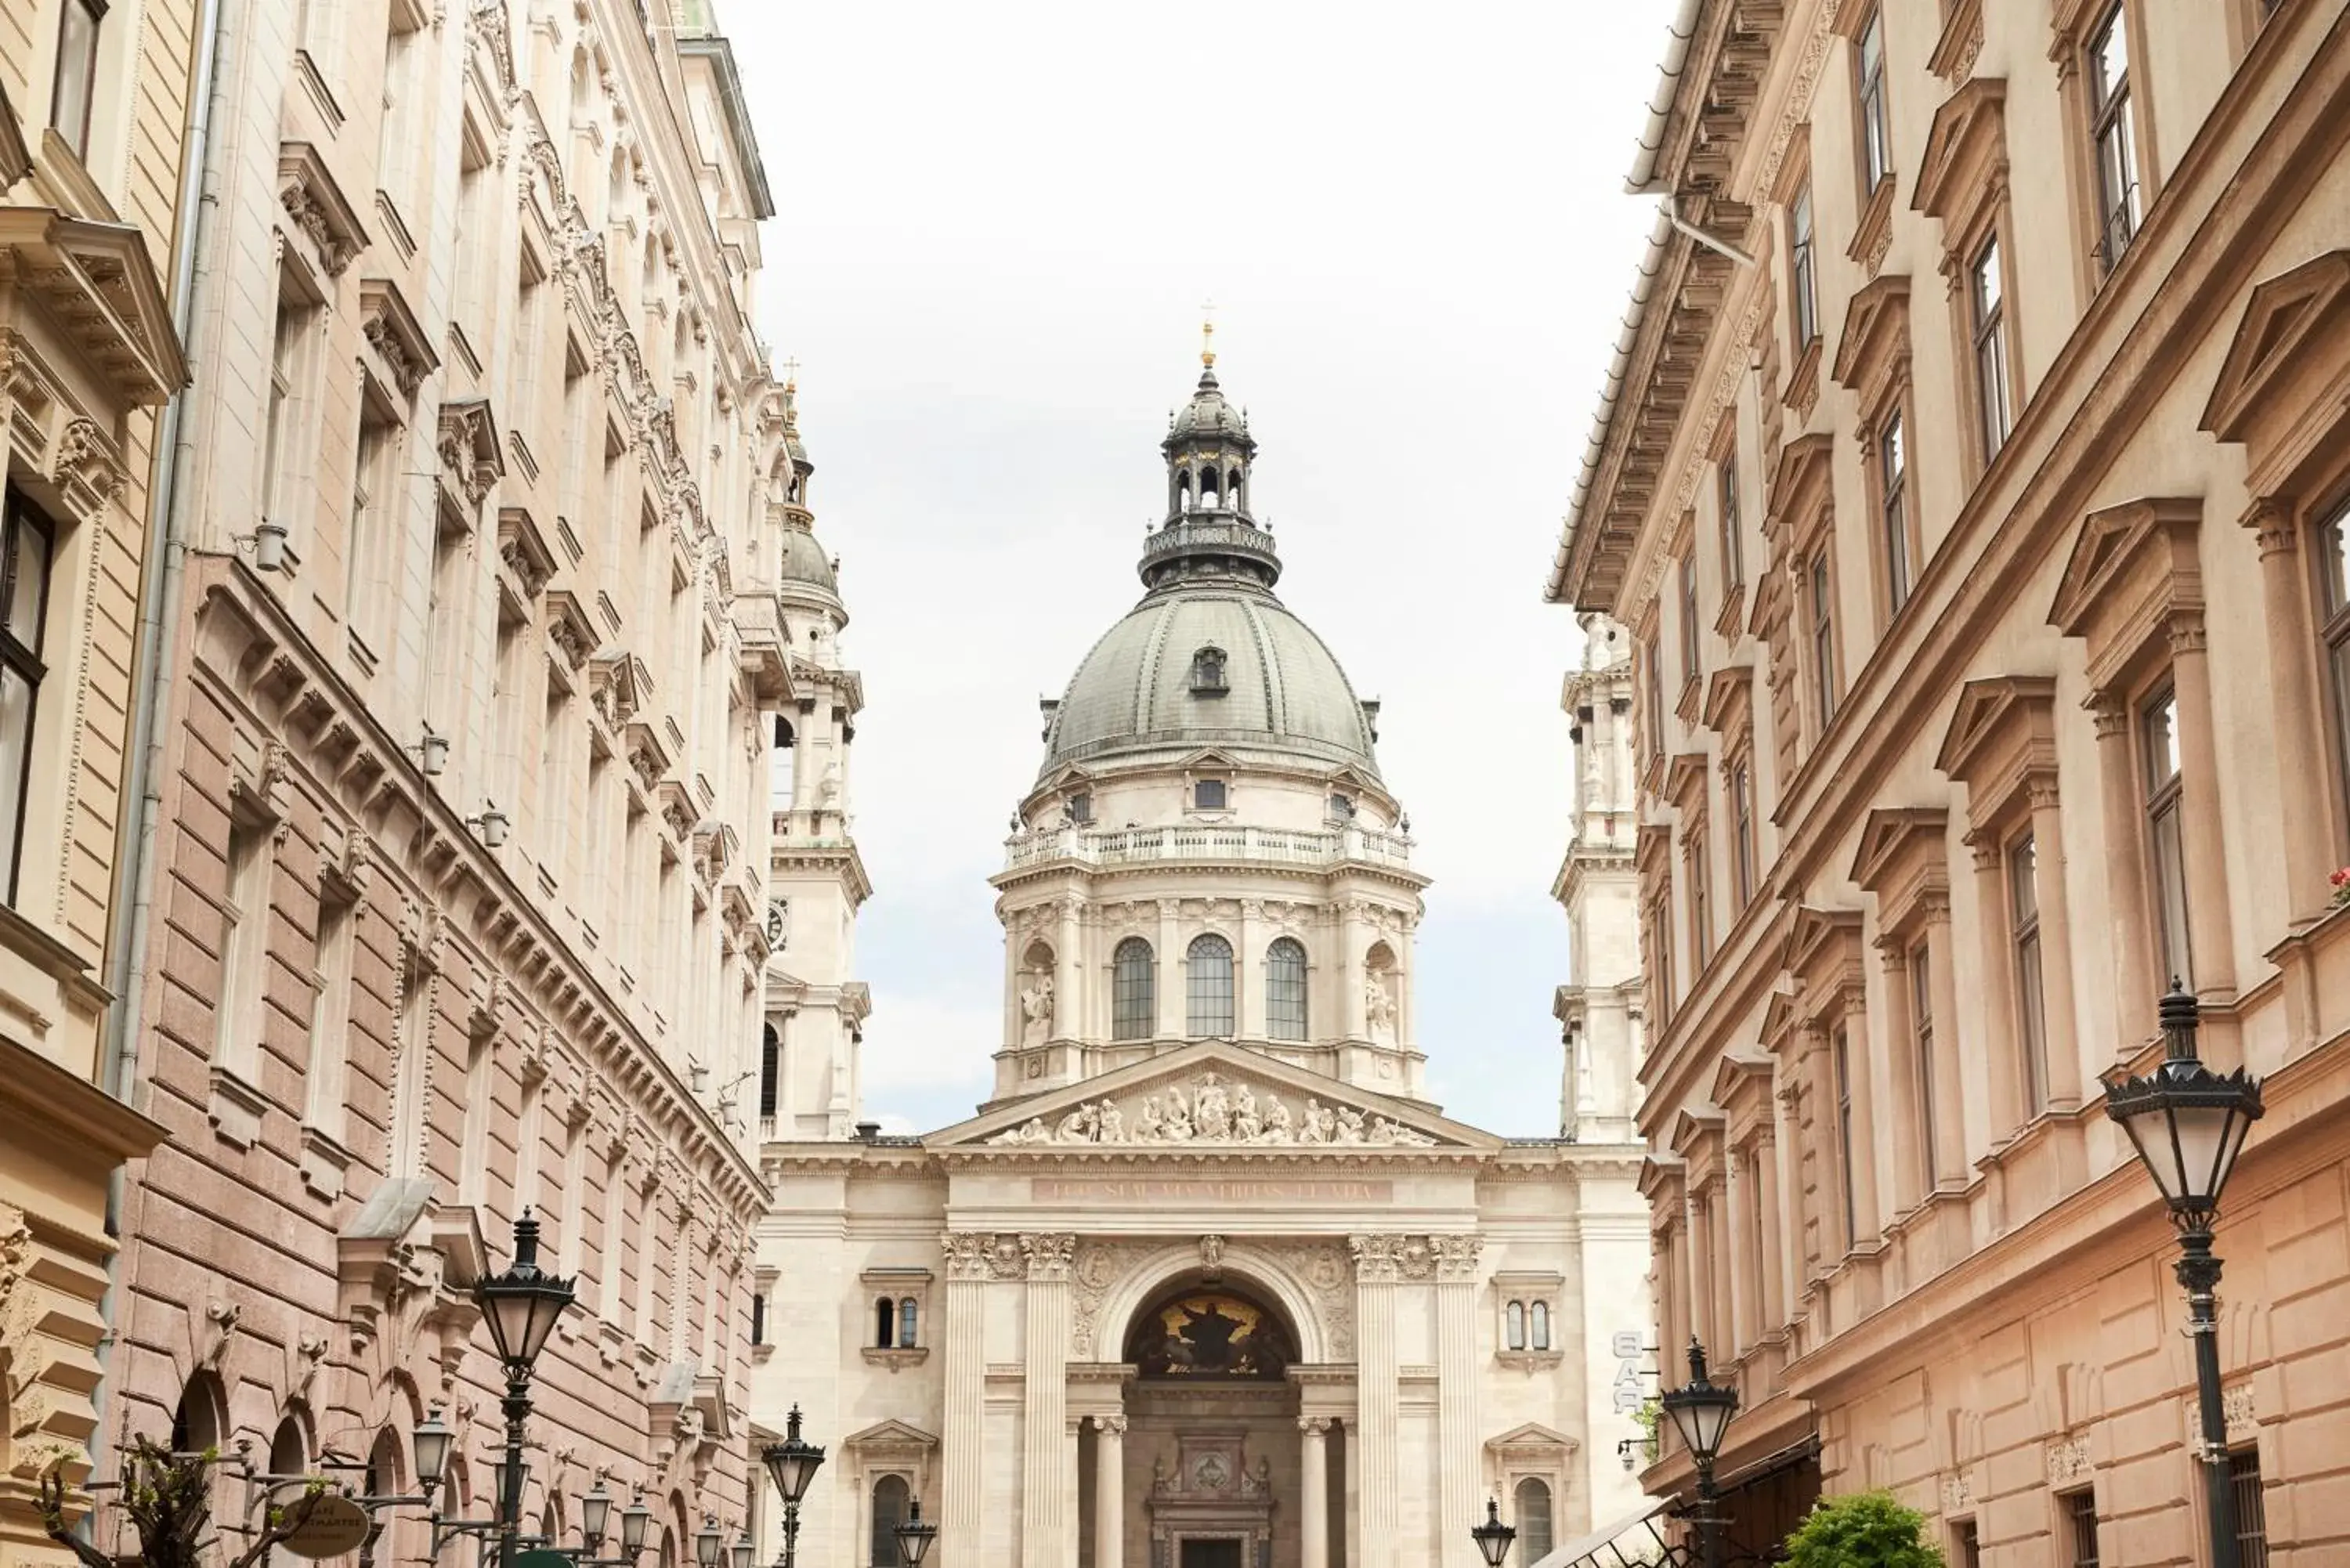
[1179,1541,1242,1568]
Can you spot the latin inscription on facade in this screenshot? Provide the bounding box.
[1031,1176,1395,1204]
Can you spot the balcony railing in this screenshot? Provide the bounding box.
[1003,822,1412,873]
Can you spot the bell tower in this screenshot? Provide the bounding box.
[1553,613,1641,1141]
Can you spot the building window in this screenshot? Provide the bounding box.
[898,1297,918,1349]
[1679,553,1701,691]
[1856,6,1891,193]
[1194,779,1227,811]
[1689,830,1713,970]
[2010,833,2049,1114]
[1834,1024,1858,1248]
[1729,763,1755,908]
[750,1291,765,1347]
[1911,941,1936,1188]
[1190,645,1228,695]
[2064,1488,2101,1568]
[1809,548,1838,730]
[870,1476,910,1568]
[2143,685,2193,988]
[2088,3,2142,272]
[1112,938,1155,1040]
[1530,1300,1550,1349]
[1643,630,1666,761]
[1719,455,1744,591]
[1067,790,1092,825]
[1514,1479,1553,1562]
[1186,934,1235,1037]
[1880,413,1911,614]
[1266,938,1308,1041]
[874,1298,895,1348]
[0,492,55,905]
[49,0,104,160]
[1953,1520,1981,1568]
[758,1024,779,1120]
[1506,1299,1526,1350]
[1789,183,1819,349]
[348,388,402,638]
[1971,236,2012,461]
[2231,1448,2269,1567]
[2319,501,2350,833]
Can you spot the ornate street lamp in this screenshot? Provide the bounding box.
[1470,1498,1516,1568]
[730,1530,754,1568]
[892,1499,938,1568]
[2106,982,2264,1568]
[412,1409,454,1496]
[474,1210,577,1568]
[694,1516,722,1568]
[760,1406,825,1568]
[621,1496,652,1557]
[580,1485,613,1551]
[1661,1339,1738,1568]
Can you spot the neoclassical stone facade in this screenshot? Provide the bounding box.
[95,1,786,1561]
[754,360,1652,1568]
[1549,0,2350,1561]
[0,1,188,1560]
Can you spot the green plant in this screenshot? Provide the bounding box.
[1631,1394,1661,1459]
[42,1438,327,1568]
[1780,1490,1947,1568]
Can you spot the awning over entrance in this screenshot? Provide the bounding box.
[1531,1497,1675,1568]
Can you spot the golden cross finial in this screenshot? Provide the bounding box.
[1200,301,1217,368]
[781,356,801,391]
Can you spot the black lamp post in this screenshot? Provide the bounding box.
[1660,1339,1738,1568]
[2105,982,2264,1568]
[1470,1498,1516,1568]
[474,1210,577,1568]
[892,1499,938,1568]
[760,1406,825,1568]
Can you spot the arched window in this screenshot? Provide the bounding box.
[898,1297,918,1348]
[360,1427,403,1568]
[1530,1300,1551,1351]
[268,1417,308,1568]
[1112,938,1155,1041]
[1506,1300,1526,1351]
[769,716,796,811]
[1266,938,1307,1041]
[1190,646,1228,695]
[759,1025,779,1120]
[870,1476,911,1567]
[875,1297,895,1348]
[1514,1479,1554,1561]
[1187,934,1235,1037]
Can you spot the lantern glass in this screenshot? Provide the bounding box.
[1664,1389,1737,1461]
[695,1517,721,1568]
[621,1497,652,1554]
[581,1486,613,1545]
[411,1410,454,1489]
[474,1211,576,1371]
[731,1533,754,1568]
[761,1406,826,1505]
[1470,1498,1515,1568]
[894,1499,938,1568]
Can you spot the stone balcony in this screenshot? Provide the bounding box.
[1002,822,1413,873]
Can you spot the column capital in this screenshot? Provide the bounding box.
[1094,1413,1126,1436]
[2242,495,2298,555]
[1297,1415,1332,1436]
[1021,1232,1078,1281]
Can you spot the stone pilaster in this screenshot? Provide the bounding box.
[1021,1234,1076,1568]
[1299,1418,1330,1568]
[1434,1236,1483,1568]
[941,1233,992,1566]
[1349,1234,1404,1568]
[1096,1414,1126,1568]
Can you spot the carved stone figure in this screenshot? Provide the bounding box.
[1365,969,1398,1039]
[1019,974,1055,1047]
[1334,1106,1367,1144]
[1134,1094,1163,1140]
[1232,1082,1262,1142]
[1097,1100,1124,1141]
[1161,1093,1195,1141]
[1194,1071,1231,1140]
[1056,1104,1092,1141]
[1262,1095,1295,1143]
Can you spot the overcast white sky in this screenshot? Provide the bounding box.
[723,0,1670,1135]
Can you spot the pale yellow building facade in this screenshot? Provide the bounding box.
[1549,0,2350,1561]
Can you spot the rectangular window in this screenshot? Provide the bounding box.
[2319,502,2350,836]
[1790,184,1819,347]
[1719,456,1744,591]
[2010,833,2049,1115]
[2143,685,2193,990]
[1679,553,1701,691]
[1856,6,1891,193]
[1971,236,2012,461]
[1689,830,1712,970]
[49,0,104,160]
[1881,413,1911,613]
[2231,1448,2269,1567]
[347,388,401,640]
[1647,898,1676,1030]
[1730,761,1755,909]
[0,491,55,905]
[1954,1521,1980,1568]
[1911,941,1936,1188]
[302,890,356,1133]
[2064,1488,2101,1568]
[1809,548,1838,730]
[1833,1024,1858,1249]
[539,677,569,876]
[2088,3,2142,272]
[1643,631,1666,761]
[264,276,324,546]
[1194,779,1227,811]
[216,817,271,1071]
[376,2,426,222]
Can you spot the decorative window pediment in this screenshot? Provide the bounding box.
[1665,750,1710,814]
[1849,806,1950,935]
[591,649,651,730]
[1708,1052,1777,1127]
[1936,675,2059,829]
[279,142,371,277]
[2200,250,2350,497]
[2045,495,2204,692]
[360,276,438,399]
[1830,275,1913,419]
[497,504,559,600]
[1702,665,1755,739]
[1780,904,1867,1011]
[1913,78,2008,229]
[1764,432,1835,562]
[0,207,187,406]
[544,589,599,670]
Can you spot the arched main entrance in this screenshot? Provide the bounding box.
[1078,1273,1344,1568]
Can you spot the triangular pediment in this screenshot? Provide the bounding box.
[843,1418,938,1454]
[2203,251,2350,442]
[930,1041,1499,1153]
[1484,1422,1578,1458]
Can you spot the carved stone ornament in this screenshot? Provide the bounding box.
[1021,1233,1077,1281]
[2044,1433,2091,1486]
[985,1069,1437,1148]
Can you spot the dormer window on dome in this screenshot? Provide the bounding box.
[1190,646,1229,696]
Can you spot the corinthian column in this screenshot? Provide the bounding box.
[1094,1414,1126,1568]
[1021,1234,1076,1568]
[1349,1234,1402,1568]
[2248,500,2332,923]
[1299,1418,1330,1568]
[942,1234,993,1566]
[1434,1236,1484,1568]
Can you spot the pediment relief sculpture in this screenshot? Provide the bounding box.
[985,1068,1438,1147]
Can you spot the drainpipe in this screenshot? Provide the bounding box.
[1624,0,1756,270]
[91,0,233,1465]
